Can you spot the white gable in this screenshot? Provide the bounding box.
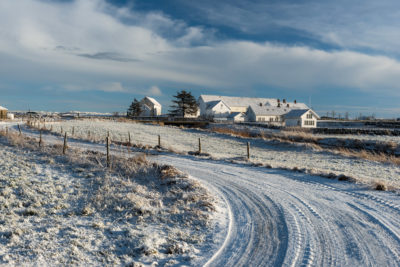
[144,96,161,107]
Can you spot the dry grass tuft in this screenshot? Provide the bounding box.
[336,147,400,165]
[374,181,388,191]
[210,127,253,138]
[337,174,356,182]
[159,165,185,179]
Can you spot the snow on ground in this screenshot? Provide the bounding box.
[44,120,400,189]
[0,133,224,266]
[155,155,400,266]
[0,121,399,266]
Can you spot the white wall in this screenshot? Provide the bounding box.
[210,102,230,118]
[300,111,317,128]
[285,110,317,128]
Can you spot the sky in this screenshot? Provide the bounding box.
[1,0,400,118]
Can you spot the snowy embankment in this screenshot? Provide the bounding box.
[0,131,224,266]
[43,120,400,189]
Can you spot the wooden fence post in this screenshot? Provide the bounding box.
[88,130,91,139]
[39,130,43,147]
[158,135,161,147]
[106,136,110,168]
[18,124,22,136]
[5,126,8,136]
[63,133,67,154]
[61,127,63,135]
[198,138,202,154]
[247,142,250,160]
[128,132,131,146]
[72,126,75,136]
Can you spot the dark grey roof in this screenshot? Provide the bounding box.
[284,109,320,119]
[227,112,244,118]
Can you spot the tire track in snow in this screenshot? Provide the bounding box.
[156,156,400,267]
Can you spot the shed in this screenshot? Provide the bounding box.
[0,106,8,120]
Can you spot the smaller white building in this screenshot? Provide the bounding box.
[284,109,319,128]
[202,100,230,119]
[139,97,162,116]
[227,112,246,122]
[247,105,287,124]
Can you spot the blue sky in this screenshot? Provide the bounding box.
[1,0,400,118]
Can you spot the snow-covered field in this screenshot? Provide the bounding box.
[0,132,224,266]
[45,120,400,189]
[1,120,399,266]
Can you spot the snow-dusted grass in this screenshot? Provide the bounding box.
[0,131,219,266]
[42,119,400,190]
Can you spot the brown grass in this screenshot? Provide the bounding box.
[210,127,254,138]
[336,147,400,165]
[209,126,400,165]
[374,181,388,191]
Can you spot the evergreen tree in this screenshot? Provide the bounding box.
[127,98,142,118]
[169,90,198,117]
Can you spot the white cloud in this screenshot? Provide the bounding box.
[98,82,127,93]
[1,0,400,100]
[148,86,162,96]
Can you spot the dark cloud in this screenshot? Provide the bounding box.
[77,52,140,62]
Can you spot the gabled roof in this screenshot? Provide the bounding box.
[200,95,272,108]
[144,96,161,107]
[0,106,7,111]
[140,103,151,111]
[206,100,230,110]
[200,95,308,110]
[248,105,289,116]
[227,112,245,119]
[284,109,320,119]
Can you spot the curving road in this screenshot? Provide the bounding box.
[156,155,400,267]
[5,123,400,266]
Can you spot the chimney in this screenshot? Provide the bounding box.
[294,100,297,104]
[287,103,290,107]
[277,102,281,108]
[283,99,286,104]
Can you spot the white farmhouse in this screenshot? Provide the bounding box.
[139,96,162,116]
[284,109,320,128]
[199,95,308,118]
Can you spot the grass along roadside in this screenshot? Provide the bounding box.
[0,129,218,266]
[209,126,400,166]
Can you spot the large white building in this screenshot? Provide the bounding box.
[198,95,318,127]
